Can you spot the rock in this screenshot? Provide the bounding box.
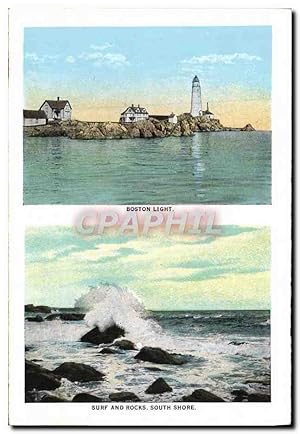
[53,362,104,382]
[245,379,270,386]
[25,360,61,391]
[81,324,125,345]
[240,123,255,131]
[109,392,141,402]
[231,389,248,402]
[72,393,103,402]
[134,346,185,365]
[45,313,85,321]
[144,367,162,372]
[26,315,44,322]
[25,304,52,313]
[99,347,118,354]
[40,393,67,402]
[24,116,236,141]
[229,341,247,346]
[145,378,173,394]
[44,313,61,321]
[247,394,271,402]
[182,389,224,402]
[25,391,37,402]
[114,339,136,350]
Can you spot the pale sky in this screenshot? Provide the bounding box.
[26,226,270,310]
[24,26,271,130]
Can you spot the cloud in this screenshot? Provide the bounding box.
[90,42,114,51]
[25,52,59,64]
[182,52,262,65]
[79,50,129,67]
[65,55,76,64]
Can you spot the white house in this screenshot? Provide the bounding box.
[23,110,47,126]
[40,97,72,122]
[150,113,178,124]
[202,102,214,120]
[120,105,149,123]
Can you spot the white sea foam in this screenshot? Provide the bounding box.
[74,284,172,348]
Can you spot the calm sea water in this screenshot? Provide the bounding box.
[25,310,270,402]
[23,131,271,205]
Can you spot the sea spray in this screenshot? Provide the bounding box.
[74,284,171,347]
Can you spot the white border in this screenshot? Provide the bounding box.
[8,8,292,426]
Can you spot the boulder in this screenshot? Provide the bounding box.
[40,393,67,402]
[144,367,162,372]
[247,393,271,402]
[25,304,51,313]
[99,347,118,354]
[81,324,125,345]
[52,362,104,383]
[114,339,136,351]
[182,389,224,402]
[145,378,173,394]
[109,392,141,402]
[134,346,185,365]
[45,313,85,321]
[25,360,61,391]
[72,393,103,402]
[26,315,44,322]
[231,389,248,402]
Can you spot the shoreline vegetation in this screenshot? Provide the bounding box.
[24,113,255,141]
[25,304,271,403]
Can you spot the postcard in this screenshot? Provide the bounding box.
[8,7,292,427]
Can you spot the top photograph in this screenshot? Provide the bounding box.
[23,26,271,205]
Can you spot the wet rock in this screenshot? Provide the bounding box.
[81,324,125,345]
[247,393,271,402]
[229,341,247,346]
[114,339,136,351]
[231,389,248,402]
[25,304,52,313]
[72,393,103,402]
[109,392,141,402]
[99,347,118,354]
[53,362,105,383]
[134,346,185,365]
[145,378,173,394]
[245,378,270,386]
[182,389,224,402]
[25,391,37,402]
[40,393,67,402]
[45,313,85,321]
[25,360,61,391]
[144,367,162,372]
[26,315,44,322]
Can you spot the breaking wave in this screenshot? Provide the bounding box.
[74,284,172,348]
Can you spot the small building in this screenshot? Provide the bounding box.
[150,113,178,124]
[23,110,47,127]
[120,104,149,123]
[202,102,214,120]
[40,97,72,122]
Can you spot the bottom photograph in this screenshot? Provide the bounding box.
[25,225,270,403]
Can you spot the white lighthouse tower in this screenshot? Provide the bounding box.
[190,75,202,117]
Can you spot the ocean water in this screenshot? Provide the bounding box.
[23,131,271,205]
[25,309,270,402]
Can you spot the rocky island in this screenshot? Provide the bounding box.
[24,114,255,141]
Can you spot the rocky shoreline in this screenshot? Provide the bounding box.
[24,114,255,141]
[25,307,270,403]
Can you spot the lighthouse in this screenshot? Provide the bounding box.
[190,75,202,117]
